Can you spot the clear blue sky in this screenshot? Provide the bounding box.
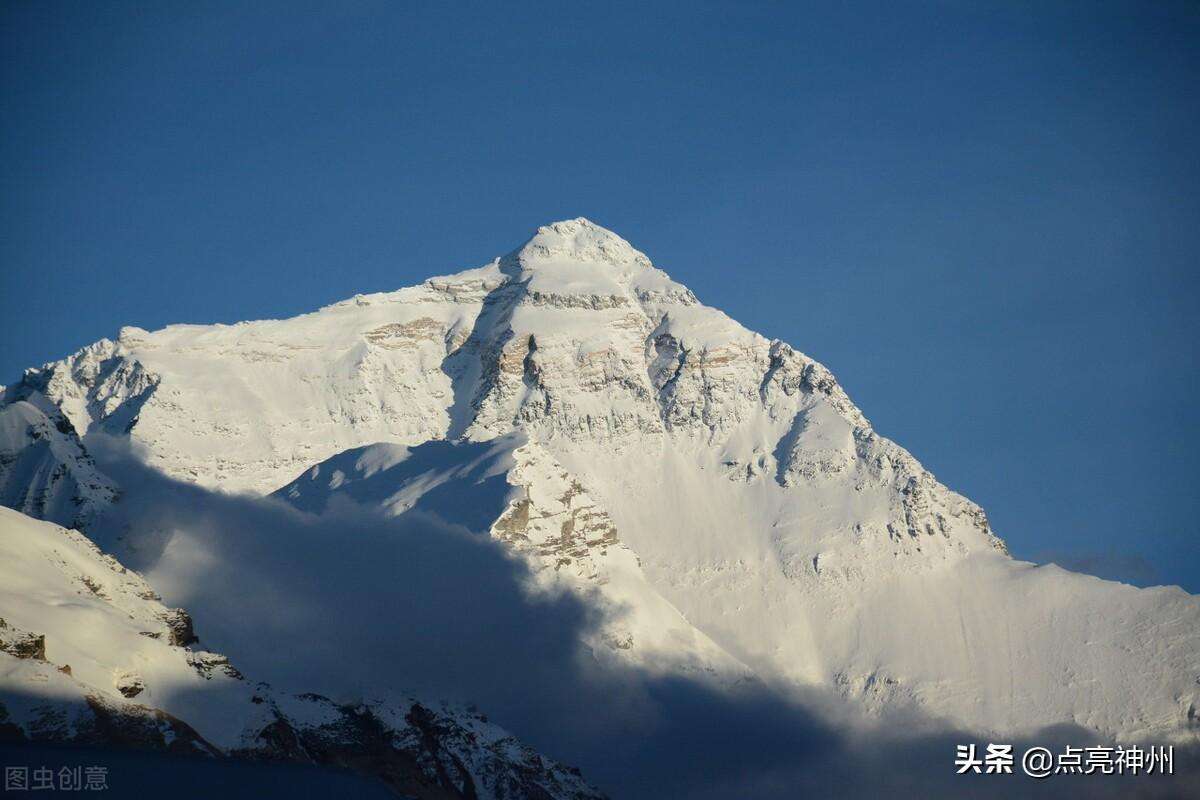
[3,1,1197,590]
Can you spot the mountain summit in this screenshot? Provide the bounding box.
[513,217,654,270]
[2,219,1198,756]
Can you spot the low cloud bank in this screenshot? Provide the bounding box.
[87,440,1198,799]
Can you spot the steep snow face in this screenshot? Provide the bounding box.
[275,435,751,679]
[0,507,605,800]
[0,398,118,530]
[550,444,1200,739]
[4,217,1199,743]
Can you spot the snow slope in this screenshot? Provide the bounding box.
[0,398,118,531]
[275,434,752,680]
[0,506,605,799]
[4,218,1198,744]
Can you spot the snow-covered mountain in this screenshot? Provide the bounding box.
[2,217,1198,769]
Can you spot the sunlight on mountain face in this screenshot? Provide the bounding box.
[2,220,1197,799]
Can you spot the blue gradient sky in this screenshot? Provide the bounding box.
[3,2,1197,589]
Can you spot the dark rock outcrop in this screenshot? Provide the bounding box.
[161,608,198,647]
[0,618,46,661]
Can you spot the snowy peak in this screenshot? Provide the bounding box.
[513,218,653,271]
[493,218,696,308]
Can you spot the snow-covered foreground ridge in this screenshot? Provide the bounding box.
[0,506,605,799]
[2,217,1199,745]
